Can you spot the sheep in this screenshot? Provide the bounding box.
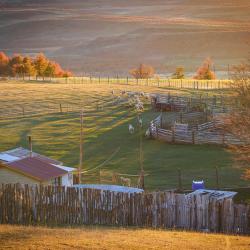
[129,124,134,134]
[145,128,151,138]
[138,117,143,128]
[120,176,131,187]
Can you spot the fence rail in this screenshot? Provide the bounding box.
[4,76,232,90]
[0,184,249,234]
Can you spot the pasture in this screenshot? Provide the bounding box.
[1,225,250,250]
[0,80,248,190]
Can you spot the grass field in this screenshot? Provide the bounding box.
[0,225,249,250]
[0,81,248,190]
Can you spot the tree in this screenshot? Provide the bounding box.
[34,53,49,77]
[9,54,25,77]
[0,52,9,76]
[62,70,73,78]
[23,56,36,76]
[222,61,250,179]
[172,66,185,79]
[130,64,155,79]
[194,58,216,80]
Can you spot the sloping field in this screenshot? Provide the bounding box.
[0,225,249,250]
[0,81,248,190]
[0,0,249,75]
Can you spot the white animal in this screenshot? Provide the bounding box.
[129,124,135,134]
[145,128,151,138]
[135,101,144,111]
[138,117,143,127]
[120,177,131,187]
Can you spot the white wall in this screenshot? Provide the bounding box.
[62,172,73,186]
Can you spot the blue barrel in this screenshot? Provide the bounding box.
[192,180,205,191]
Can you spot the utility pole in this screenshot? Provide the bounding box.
[79,110,83,184]
[138,114,144,189]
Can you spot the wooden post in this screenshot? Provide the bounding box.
[79,110,83,184]
[59,103,62,113]
[22,106,25,117]
[178,169,183,192]
[99,76,101,84]
[108,76,110,84]
[126,76,129,85]
[215,167,220,189]
[192,130,195,144]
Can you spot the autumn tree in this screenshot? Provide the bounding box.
[222,61,250,179]
[194,58,216,80]
[172,66,185,79]
[130,64,155,79]
[9,54,25,77]
[23,56,36,76]
[0,52,9,76]
[34,53,49,77]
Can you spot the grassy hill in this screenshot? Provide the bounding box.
[0,225,249,250]
[0,81,248,190]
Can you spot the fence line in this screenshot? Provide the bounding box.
[6,76,232,90]
[0,184,249,234]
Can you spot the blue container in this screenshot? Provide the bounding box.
[192,180,205,191]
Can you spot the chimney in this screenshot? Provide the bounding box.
[27,135,32,157]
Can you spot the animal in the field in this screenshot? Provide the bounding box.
[135,101,144,111]
[138,117,143,127]
[120,176,131,187]
[145,128,151,138]
[129,124,134,134]
[111,90,115,95]
[121,90,126,95]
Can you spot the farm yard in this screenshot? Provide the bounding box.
[0,80,248,191]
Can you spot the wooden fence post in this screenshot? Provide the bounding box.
[127,76,129,85]
[108,76,110,84]
[22,106,25,117]
[215,167,220,189]
[59,103,62,113]
[192,130,195,144]
[178,169,183,192]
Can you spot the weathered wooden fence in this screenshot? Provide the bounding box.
[0,184,249,234]
[150,115,243,145]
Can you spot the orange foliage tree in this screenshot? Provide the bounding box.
[130,64,155,79]
[194,58,216,80]
[0,51,73,78]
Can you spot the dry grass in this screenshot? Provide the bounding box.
[0,225,249,250]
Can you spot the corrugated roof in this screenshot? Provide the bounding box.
[1,147,62,165]
[0,153,20,163]
[5,157,67,182]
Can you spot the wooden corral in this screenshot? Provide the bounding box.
[0,184,249,234]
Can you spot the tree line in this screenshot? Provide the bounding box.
[130,58,216,80]
[0,52,73,78]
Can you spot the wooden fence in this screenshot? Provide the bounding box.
[0,184,249,234]
[150,115,243,145]
[7,76,232,90]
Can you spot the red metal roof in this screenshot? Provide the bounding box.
[6,157,67,182]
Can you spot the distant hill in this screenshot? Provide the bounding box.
[0,0,249,76]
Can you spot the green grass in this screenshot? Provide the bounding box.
[0,81,248,190]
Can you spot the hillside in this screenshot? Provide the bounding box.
[0,225,249,250]
[0,0,249,76]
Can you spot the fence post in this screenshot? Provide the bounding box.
[22,106,25,117]
[178,169,183,192]
[158,78,159,87]
[215,167,220,189]
[172,127,175,143]
[59,103,62,113]
[192,130,195,144]
[127,76,129,85]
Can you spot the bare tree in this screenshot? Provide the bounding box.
[223,61,250,179]
[130,64,155,79]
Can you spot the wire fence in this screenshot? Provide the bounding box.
[4,76,232,90]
